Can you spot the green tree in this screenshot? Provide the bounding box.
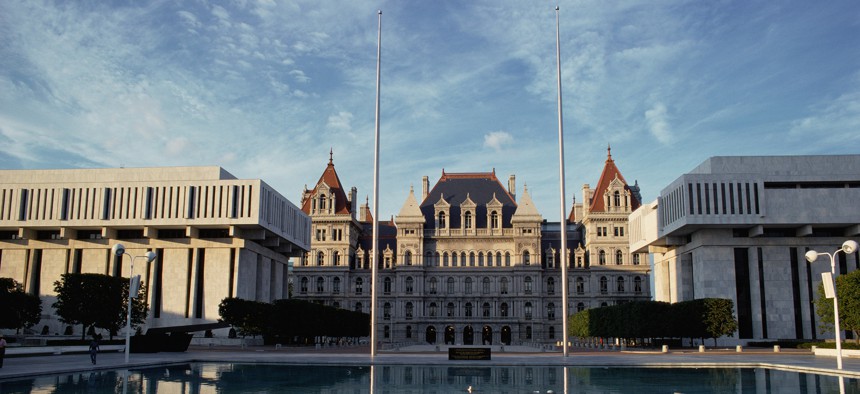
[0,278,42,333]
[701,298,738,347]
[815,269,860,343]
[52,273,147,339]
[218,297,271,337]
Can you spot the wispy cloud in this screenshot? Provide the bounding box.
[483,131,514,151]
[645,103,672,144]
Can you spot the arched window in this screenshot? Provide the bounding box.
[465,277,473,294]
[319,194,327,211]
[355,302,362,313]
[576,277,584,294]
[447,277,455,294]
[446,302,455,317]
[478,252,484,266]
[524,276,533,294]
[405,302,414,319]
[496,252,502,267]
[464,211,472,228]
[316,277,324,293]
[383,303,391,320]
[469,252,475,266]
[332,301,340,309]
[438,211,446,228]
[404,251,412,266]
[576,302,585,312]
[355,278,363,295]
[525,302,533,320]
[461,252,467,267]
[317,251,324,266]
[487,252,494,266]
[547,303,555,320]
[613,190,621,207]
[634,276,643,294]
[333,277,341,293]
[482,302,491,317]
[429,302,438,317]
[429,277,438,294]
[500,302,509,317]
[617,277,625,292]
[300,277,308,293]
[405,277,414,294]
[465,302,473,317]
[500,277,509,294]
[598,250,606,265]
[600,276,608,294]
[523,251,531,265]
[333,251,340,266]
[383,277,392,294]
[615,250,623,265]
[451,252,458,266]
[601,302,608,307]
[491,211,499,228]
[425,251,433,266]
[547,278,555,294]
[443,252,449,267]
[505,252,511,266]
[482,277,491,294]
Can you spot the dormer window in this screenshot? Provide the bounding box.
[319,194,327,212]
[613,191,620,207]
[438,212,446,228]
[464,211,472,228]
[490,211,499,228]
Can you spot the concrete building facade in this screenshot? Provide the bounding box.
[0,167,310,336]
[630,155,860,343]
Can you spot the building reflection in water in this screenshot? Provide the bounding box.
[1,363,858,393]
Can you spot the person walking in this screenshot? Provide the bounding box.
[0,334,7,368]
[89,334,100,365]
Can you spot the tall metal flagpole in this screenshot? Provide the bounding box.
[555,6,570,358]
[370,9,382,358]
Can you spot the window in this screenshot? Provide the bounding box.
[317,251,324,266]
[526,326,532,339]
[547,278,555,294]
[447,277,455,294]
[465,302,473,317]
[438,212,446,228]
[405,302,414,319]
[429,302,438,317]
[576,277,584,294]
[615,250,623,265]
[634,276,643,294]
[549,326,556,339]
[316,277,324,293]
[443,252,449,267]
[482,302,491,317]
[406,325,412,339]
[633,254,641,265]
[478,252,484,266]
[482,277,491,294]
[491,211,499,228]
[404,251,412,266]
[384,302,391,320]
[488,253,494,266]
[465,277,473,294]
[576,256,583,268]
[523,251,531,265]
[496,252,502,267]
[500,277,509,294]
[524,277,533,294]
[500,302,509,317]
[577,302,585,312]
[355,278,363,295]
[446,302,455,317]
[461,252,467,267]
[599,276,608,294]
[300,277,308,293]
[547,250,555,268]
[405,277,414,294]
[333,251,340,266]
[598,250,606,265]
[333,277,341,293]
[547,303,555,320]
[429,277,438,294]
[318,194,327,211]
[384,277,392,294]
[469,252,475,266]
[613,191,621,207]
[384,325,390,338]
[505,252,511,266]
[525,302,533,320]
[355,302,362,313]
[617,277,625,292]
[464,211,472,228]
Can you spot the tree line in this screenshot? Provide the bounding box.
[568,298,738,347]
[218,297,369,344]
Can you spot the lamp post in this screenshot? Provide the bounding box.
[111,244,157,364]
[805,240,859,370]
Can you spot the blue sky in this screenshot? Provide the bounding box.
[1,1,859,219]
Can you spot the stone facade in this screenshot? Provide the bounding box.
[630,155,860,344]
[294,149,650,346]
[0,167,310,336]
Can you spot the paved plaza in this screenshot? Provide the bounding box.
[2,345,860,381]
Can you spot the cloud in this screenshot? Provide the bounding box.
[289,70,310,83]
[483,131,514,151]
[645,103,672,144]
[326,111,353,133]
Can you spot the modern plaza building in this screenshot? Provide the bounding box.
[293,149,650,346]
[630,155,860,344]
[0,166,310,336]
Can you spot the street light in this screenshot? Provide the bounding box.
[805,240,859,370]
[112,243,157,364]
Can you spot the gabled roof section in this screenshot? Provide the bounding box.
[589,145,641,212]
[420,169,517,229]
[511,185,542,222]
[300,151,352,215]
[395,186,424,224]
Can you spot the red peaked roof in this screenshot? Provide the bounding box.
[589,145,641,213]
[301,152,352,215]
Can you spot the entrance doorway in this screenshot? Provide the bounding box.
[501,326,511,345]
[463,326,474,345]
[444,325,455,344]
[482,325,493,345]
[426,326,436,344]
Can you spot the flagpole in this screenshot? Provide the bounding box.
[555,5,570,358]
[370,9,382,358]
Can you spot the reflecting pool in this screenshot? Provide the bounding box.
[1,363,858,393]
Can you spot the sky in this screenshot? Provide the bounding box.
[1,1,859,220]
